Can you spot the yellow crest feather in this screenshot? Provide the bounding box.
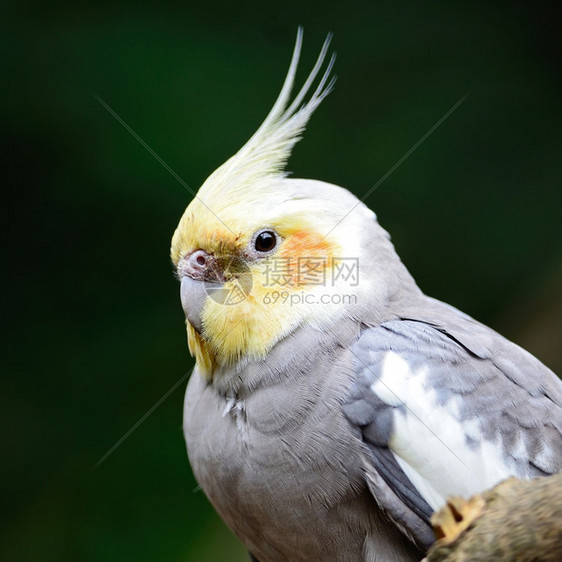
[196,28,336,208]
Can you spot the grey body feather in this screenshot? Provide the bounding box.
[184,204,562,561]
[184,318,424,561]
[343,314,562,551]
[185,305,562,560]
[184,199,562,562]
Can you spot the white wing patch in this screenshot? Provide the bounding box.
[371,351,514,511]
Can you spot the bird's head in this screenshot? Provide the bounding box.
[171,31,398,378]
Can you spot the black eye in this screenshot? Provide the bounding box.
[254,230,277,253]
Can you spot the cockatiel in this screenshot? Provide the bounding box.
[171,30,562,561]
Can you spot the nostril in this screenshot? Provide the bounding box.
[188,250,210,272]
[181,249,219,282]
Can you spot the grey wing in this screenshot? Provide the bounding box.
[342,316,562,549]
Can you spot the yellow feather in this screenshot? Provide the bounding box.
[171,31,349,379]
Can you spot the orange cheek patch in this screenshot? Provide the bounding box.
[278,231,336,288]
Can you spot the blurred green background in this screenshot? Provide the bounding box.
[2,1,561,561]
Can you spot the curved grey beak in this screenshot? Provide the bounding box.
[180,276,222,333]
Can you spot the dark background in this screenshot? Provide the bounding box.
[3,2,561,561]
